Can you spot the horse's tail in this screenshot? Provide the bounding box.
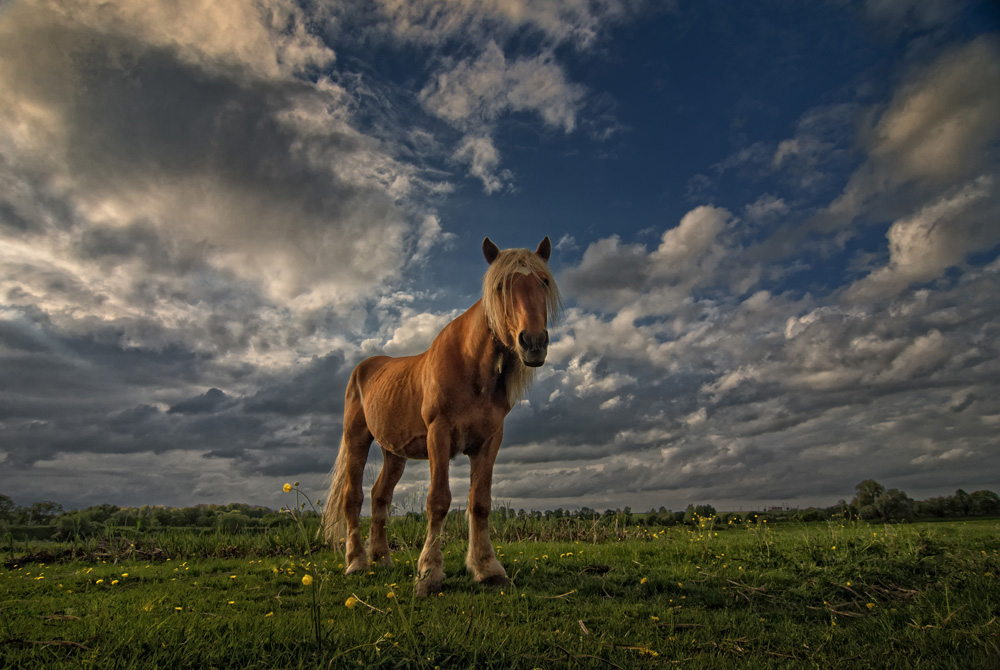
[322,434,351,547]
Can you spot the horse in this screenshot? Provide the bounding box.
[322,236,561,595]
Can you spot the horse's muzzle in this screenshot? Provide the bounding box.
[518,330,548,367]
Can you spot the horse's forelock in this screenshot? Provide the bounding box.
[482,249,561,339]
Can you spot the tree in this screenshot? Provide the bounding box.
[953,489,971,516]
[683,504,697,525]
[25,501,64,525]
[0,494,16,522]
[969,490,1000,516]
[852,480,886,520]
[874,488,914,522]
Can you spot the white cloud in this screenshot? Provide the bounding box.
[560,355,637,398]
[561,205,734,313]
[0,0,456,363]
[452,134,511,194]
[420,41,585,191]
[20,0,334,81]
[421,41,583,132]
[744,194,790,222]
[844,175,998,302]
[825,37,1000,224]
[371,0,642,50]
[375,308,463,357]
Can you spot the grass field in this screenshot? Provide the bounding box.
[2,516,998,668]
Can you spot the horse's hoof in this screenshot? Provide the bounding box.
[414,577,442,597]
[477,574,510,588]
[344,560,369,576]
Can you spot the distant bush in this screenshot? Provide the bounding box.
[52,513,99,540]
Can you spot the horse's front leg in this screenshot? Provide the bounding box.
[466,430,509,586]
[415,422,452,596]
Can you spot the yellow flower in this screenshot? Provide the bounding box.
[386,592,395,599]
[175,607,183,611]
[265,612,274,617]
[302,574,313,586]
[121,573,129,578]
[345,596,359,609]
[283,483,293,492]
[640,577,648,584]
[95,579,104,585]
[111,580,119,585]
[866,603,875,609]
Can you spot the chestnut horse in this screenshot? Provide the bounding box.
[323,236,560,595]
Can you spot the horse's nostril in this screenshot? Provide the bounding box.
[542,330,549,346]
[518,331,529,349]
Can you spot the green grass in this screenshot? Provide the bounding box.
[2,519,999,668]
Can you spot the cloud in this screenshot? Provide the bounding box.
[168,388,233,415]
[861,0,967,33]
[844,175,1000,302]
[365,0,643,50]
[770,103,857,192]
[451,135,511,194]
[561,205,735,313]
[0,0,457,367]
[420,41,584,132]
[420,41,585,191]
[823,37,1000,225]
[744,194,790,223]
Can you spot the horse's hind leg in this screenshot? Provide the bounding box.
[368,448,406,567]
[341,399,374,575]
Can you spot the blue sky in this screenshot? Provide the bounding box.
[1,0,999,513]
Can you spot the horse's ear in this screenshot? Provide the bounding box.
[535,236,552,262]
[483,237,500,265]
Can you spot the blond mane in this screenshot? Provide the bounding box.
[481,248,562,405]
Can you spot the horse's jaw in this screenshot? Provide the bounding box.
[519,351,547,367]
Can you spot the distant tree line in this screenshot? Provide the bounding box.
[2,481,998,540]
[0,496,306,540]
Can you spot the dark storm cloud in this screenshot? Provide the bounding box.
[168,388,233,414]
[245,352,351,417]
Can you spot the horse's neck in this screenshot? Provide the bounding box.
[457,301,526,407]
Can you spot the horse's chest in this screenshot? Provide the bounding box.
[449,411,505,457]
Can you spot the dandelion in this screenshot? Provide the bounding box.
[111,580,119,585]
[121,573,129,578]
[265,612,274,617]
[175,607,183,611]
[386,591,395,599]
[302,574,313,586]
[345,596,359,609]
[640,577,648,584]
[283,483,293,493]
[228,601,235,605]
[866,603,876,609]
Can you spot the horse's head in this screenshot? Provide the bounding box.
[482,236,561,368]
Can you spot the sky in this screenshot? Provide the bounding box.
[2,0,999,515]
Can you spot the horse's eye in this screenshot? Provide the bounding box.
[497,282,503,292]
[541,277,550,286]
